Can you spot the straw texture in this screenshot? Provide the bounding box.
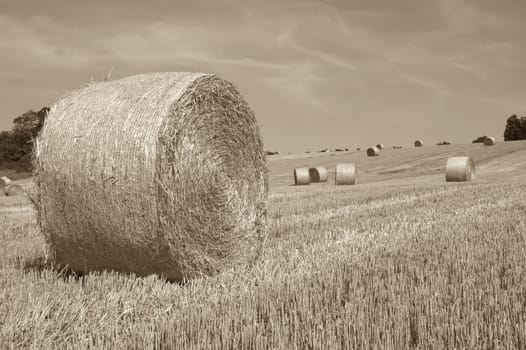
[445,156,475,182]
[483,137,496,146]
[308,167,328,183]
[34,72,268,282]
[294,168,310,185]
[414,140,423,147]
[367,147,380,157]
[335,163,356,185]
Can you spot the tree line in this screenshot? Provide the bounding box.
[0,107,48,172]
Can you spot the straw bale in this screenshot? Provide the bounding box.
[34,72,268,282]
[335,163,356,185]
[414,140,423,147]
[0,176,11,186]
[445,156,475,182]
[6,184,25,196]
[483,137,496,146]
[367,147,380,157]
[294,168,310,185]
[308,167,328,183]
[376,144,384,150]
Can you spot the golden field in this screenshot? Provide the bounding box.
[1,141,526,349]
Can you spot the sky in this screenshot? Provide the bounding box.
[0,0,525,152]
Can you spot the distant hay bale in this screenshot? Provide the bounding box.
[34,72,268,282]
[376,144,384,150]
[445,156,475,182]
[367,147,380,157]
[6,184,25,196]
[414,140,423,147]
[308,167,328,183]
[0,176,11,186]
[294,168,310,185]
[335,163,356,185]
[483,137,496,146]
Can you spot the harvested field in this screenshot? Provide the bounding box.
[1,141,526,348]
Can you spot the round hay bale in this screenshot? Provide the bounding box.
[376,144,384,150]
[445,156,475,182]
[0,176,11,186]
[483,137,496,146]
[367,147,380,157]
[6,184,25,196]
[34,72,268,282]
[335,163,356,185]
[414,140,423,147]
[294,168,310,185]
[308,167,328,183]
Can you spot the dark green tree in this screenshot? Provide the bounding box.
[504,114,526,141]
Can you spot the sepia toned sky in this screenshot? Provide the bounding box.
[1,0,525,152]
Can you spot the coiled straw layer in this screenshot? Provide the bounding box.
[445,156,475,182]
[294,168,310,185]
[34,72,268,282]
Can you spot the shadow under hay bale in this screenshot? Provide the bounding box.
[294,168,310,185]
[367,147,380,157]
[483,137,496,146]
[34,72,268,282]
[414,140,423,147]
[445,156,475,182]
[335,163,356,185]
[308,167,328,183]
[6,184,25,196]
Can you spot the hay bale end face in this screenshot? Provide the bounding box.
[483,137,496,146]
[6,184,25,196]
[445,156,475,182]
[414,140,423,147]
[34,72,268,282]
[367,147,380,157]
[309,167,328,183]
[335,163,356,185]
[294,167,310,185]
[376,144,384,150]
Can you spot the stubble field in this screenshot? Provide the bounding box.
[1,141,526,349]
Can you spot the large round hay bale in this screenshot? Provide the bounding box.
[367,147,380,157]
[294,168,310,185]
[445,156,475,182]
[6,184,25,196]
[335,163,356,185]
[414,140,423,147]
[34,72,268,282]
[483,137,496,146]
[308,167,328,183]
[376,144,384,150]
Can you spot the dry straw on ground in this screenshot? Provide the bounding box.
[308,167,328,183]
[376,144,384,150]
[483,137,496,146]
[414,140,424,147]
[335,163,356,185]
[34,72,268,282]
[367,147,380,157]
[294,168,310,185]
[445,156,475,182]
[5,184,25,196]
